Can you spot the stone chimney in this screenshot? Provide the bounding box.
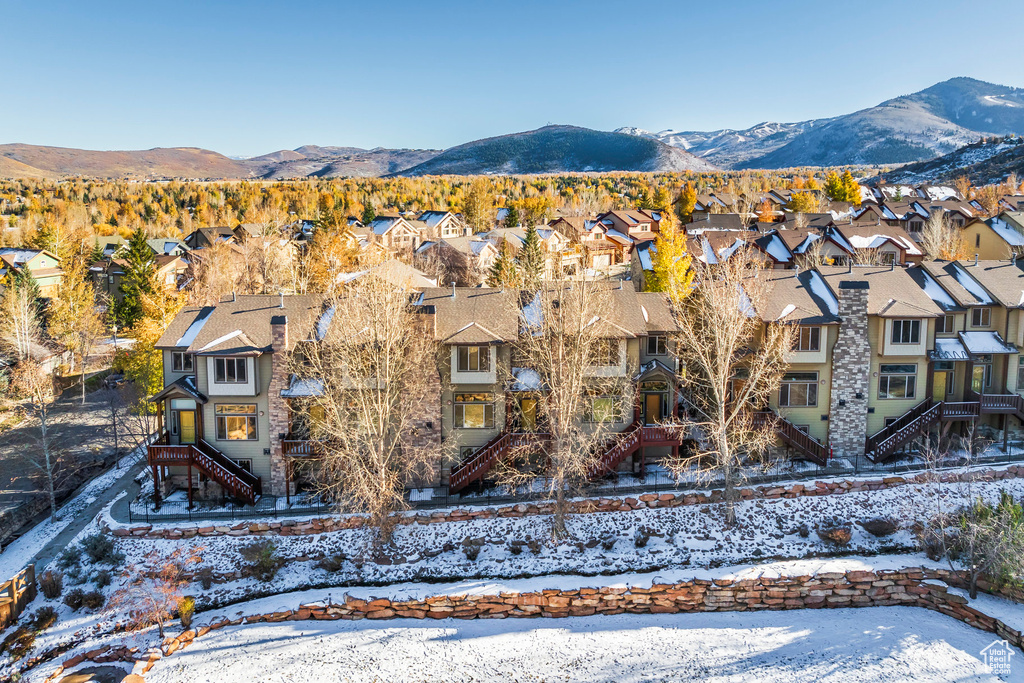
[828,281,870,460]
[268,315,291,496]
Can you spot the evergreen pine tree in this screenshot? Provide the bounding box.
[517,224,545,290]
[90,239,105,264]
[115,228,155,328]
[504,205,520,228]
[487,240,520,288]
[361,201,376,225]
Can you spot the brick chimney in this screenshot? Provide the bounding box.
[828,281,870,460]
[268,315,291,496]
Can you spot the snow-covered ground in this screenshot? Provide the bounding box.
[144,607,1011,683]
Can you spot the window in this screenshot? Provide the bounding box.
[592,340,620,366]
[792,327,821,352]
[171,352,194,373]
[890,319,921,345]
[971,307,991,328]
[909,220,923,233]
[454,393,494,429]
[976,233,981,247]
[215,404,257,440]
[1018,357,1024,393]
[779,372,818,407]
[214,357,248,383]
[585,392,624,422]
[973,355,993,392]
[879,364,917,399]
[456,346,490,373]
[234,459,253,474]
[936,314,955,334]
[646,335,667,355]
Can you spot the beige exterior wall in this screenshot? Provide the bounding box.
[962,222,1014,261]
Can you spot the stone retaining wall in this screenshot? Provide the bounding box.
[39,567,1024,681]
[110,466,1024,541]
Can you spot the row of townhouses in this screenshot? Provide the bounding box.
[146,257,1024,507]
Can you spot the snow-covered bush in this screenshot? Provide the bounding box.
[240,540,283,582]
[38,570,62,599]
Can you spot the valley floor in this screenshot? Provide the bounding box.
[144,606,1007,683]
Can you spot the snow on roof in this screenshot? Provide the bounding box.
[280,375,324,398]
[776,303,797,321]
[918,270,958,311]
[522,292,543,331]
[950,263,996,305]
[175,307,213,348]
[0,248,41,264]
[717,238,746,261]
[806,270,839,316]
[637,242,655,271]
[315,306,335,341]
[960,330,1017,355]
[199,330,246,351]
[763,234,791,262]
[510,367,542,391]
[931,338,970,361]
[987,217,1024,247]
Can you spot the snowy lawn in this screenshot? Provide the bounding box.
[144,607,1012,683]
[115,471,1024,608]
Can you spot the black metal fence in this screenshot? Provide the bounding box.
[127,445,1024,523]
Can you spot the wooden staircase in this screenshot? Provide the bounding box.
[587,420,644,480]
[864,393,1024,463]
[448,432,550,494]
[148,433,263,504]
[750,409,828,466]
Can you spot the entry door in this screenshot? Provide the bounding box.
[519,398,537,431]
[643,394,663,425]
[932,371,949,402]
[178,411,196,444]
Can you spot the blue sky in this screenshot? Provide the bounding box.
[2,0,1022,157]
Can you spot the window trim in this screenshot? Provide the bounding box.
[890,319,921,345]
[214,403,258,441]
[171,351,194,373]
[779,372,819,407]
[453,393,495,429]
[456,346,491,373]
[792,326,821,353]
[971,307,991,328]
[878,364,917,400]
[214,357,248,384]
[646,335,667,356]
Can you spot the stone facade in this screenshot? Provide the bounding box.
[828,281,871,459]
[267,316,291,496]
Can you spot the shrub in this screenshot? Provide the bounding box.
[507,541,523,556]
[860,517,899,538]
[63,588,85,611]
[0,626,34,661]
[199,566,214,590]
[30,606,58,631]
[317,553,346,573]
[39,570,63,600]
[462,542,481,562]
[56,549,79,570]
[817,525,853,546]
[80,533,124,566]
[81,590,105,610]
[239,540,282,583]
[178,596,195,629]
[634,528,651,548]
[93,569,112,589]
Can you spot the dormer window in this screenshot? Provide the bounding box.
[214,357,248,383]
[792,326,820,352]
[971,307,991,328]
[457,346,490,373]
[890,319,921,345]
[171,352,194,373]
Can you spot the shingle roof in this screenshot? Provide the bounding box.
[815,266,944,318]
[951,260,1024,309]
[156,294,323,353]
[758,270,841,325]
[419,288,520,342]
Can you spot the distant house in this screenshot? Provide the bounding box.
[366,215,423,251]
[482,227,578,276]
[184,226,236,250]
[415,237,499,282]
[336,258,437,291]
[91,254,188,304]
[417,211,470,239]
[962,212,1024,260]
[833,223,923,265]
[595,209,661,240]
[0,248,63,297]
[146,238,189,257]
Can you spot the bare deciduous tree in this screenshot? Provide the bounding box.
[497,280,636,539]
[294,274,443,543]
[108,547,201,641]
[0,280,42,361]
[11,361,78,522]
[667,250,794,526]
[920,211,968,260]
[238,211,293,295]
[186,241,241,306]
[949,491,1024,599]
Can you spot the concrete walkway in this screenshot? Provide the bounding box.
[28,460,146,572]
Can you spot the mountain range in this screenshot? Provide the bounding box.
[1,77,1022,180]
[618,77,1024,169]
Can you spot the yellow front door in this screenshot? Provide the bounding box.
[932,371,948,402]
[644,393,662,425]
[179,411,196,444]
[519,398,537,431]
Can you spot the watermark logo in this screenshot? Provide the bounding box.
[981,639,1015,675]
